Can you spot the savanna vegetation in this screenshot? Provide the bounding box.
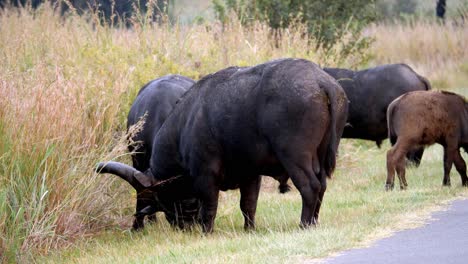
[1,0,468,263]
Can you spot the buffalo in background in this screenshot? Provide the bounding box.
[324,63,431,165]
[97,58,348,232]
[386,90,468,190]
[125,74,291,230]
[126,74,195,230]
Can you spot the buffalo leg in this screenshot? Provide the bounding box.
[375,140,383,148]
[132,155,152,230]
[195,176,220,233]
[313,171,327,224]
[396,153,408,190]
[386,148,397,190]
[453,149,468,186]
[386,142,408,190]
[200,191,219,233]
[133,191,158,230]
[442,146,455,186]
[283,159,320,228]
[240,175,262,230]
[142,195,158,224]
[133,196,147,230]
[277,175,291,193]
[406,147,424,167]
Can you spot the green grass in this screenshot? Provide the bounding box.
[40,142,468,263]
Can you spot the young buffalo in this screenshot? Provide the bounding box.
[386,90,468,190]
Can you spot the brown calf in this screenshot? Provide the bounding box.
[386,90,468,190]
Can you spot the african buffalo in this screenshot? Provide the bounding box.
[126,74,290,229]
[324,64,431,165]
[386,90,468,190]
[97,58,348,232]
[127,74,195,230]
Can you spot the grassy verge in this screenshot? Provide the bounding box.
[40,141,468,263]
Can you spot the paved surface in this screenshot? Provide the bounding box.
[323,199,468,264]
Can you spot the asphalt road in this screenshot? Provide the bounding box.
[322,199,468,264]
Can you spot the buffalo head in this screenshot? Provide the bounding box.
[96,161,201,229]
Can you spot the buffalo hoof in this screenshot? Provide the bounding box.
[132,220,145,231]
[312,217,319,226]
[299,220,317,229]
[385,184,394,191]
[278,183,291,193]
[201,223,214,234]
[244,225,256,232]
[462,181,468,187]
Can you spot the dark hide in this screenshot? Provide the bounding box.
[324,64,431,166]
[97,58,348,232]
[386,91,468,190]
[127,74,194,230]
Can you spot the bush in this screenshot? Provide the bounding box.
[213,0,376,64]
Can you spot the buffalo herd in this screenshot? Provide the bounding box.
[96,58,468,233]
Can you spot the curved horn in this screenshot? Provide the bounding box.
[95,161,157,188]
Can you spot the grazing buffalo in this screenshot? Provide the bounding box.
[386,90,468,190]
[97,58,348,232]
[127,74,195,230]
[324,64,431,165]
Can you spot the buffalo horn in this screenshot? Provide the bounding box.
[95,161,157,188]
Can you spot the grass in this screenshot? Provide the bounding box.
[40,142,468,263]
[369,20,468,88]
[0,2,467,263]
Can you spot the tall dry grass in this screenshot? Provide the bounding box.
[369,19,468,88]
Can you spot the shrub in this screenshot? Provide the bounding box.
[213,0,376,64]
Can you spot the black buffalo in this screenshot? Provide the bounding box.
[127,74,290,229]
[97,58,348,232]
[324,63,431,165]
[127,74,195,230]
